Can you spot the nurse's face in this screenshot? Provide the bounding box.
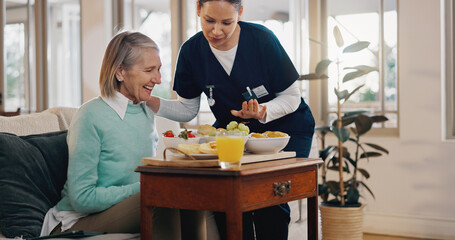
[197,1,243,50]
[117,48,162,104]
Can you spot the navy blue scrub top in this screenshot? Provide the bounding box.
[173,21,314,137]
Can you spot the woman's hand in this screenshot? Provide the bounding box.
[231,99,267,120]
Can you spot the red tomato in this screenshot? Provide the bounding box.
[163,130,174,137]
[187,132,196,138]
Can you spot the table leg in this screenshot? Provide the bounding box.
[141,205,154,240]
[225,210,243,240]
[307,196,318,240]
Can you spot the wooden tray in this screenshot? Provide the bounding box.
[141,151,296,168]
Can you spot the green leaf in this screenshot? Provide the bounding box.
[326,181,340,192]
[320,146,337,161]
[342,70,371,83]
[315,125,331,133]
[344,65,378,72]
[360,151,382,159]
[346,156,356,168]
[371,115,389,123]
[343,110,370,118]
[343,41,370,53]
[332,117,355,128]
[298,73,328,80]
[354,114,373,135]
[333,26,344,47]
[334,88,349,100]
[332,126,350,142]
[359,181,375,199]
[344,84,365,103]
[346,187,360,203]
[316,59,332,75]
[364,143,389,154]
[357,168,370,179]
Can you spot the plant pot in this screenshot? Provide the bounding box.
[319,203,365,240]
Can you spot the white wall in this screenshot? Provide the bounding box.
[358,0,455,239]
[80,0,112,103]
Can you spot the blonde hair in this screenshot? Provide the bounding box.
[99,31,159,97]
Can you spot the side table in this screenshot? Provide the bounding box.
[135,157,322,240]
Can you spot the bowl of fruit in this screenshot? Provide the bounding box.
[245,131,290,154]
[162,129,201,149]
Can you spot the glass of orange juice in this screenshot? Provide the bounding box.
[216,131,245,169]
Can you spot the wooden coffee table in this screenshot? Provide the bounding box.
[135,157,322,240]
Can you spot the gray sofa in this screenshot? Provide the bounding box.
[0,107,316,240]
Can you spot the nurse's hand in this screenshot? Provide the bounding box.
[230,99,267,120]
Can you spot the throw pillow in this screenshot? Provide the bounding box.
[0,130,68,238]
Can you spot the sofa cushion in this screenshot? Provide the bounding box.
[0,112,60,136]
[0,130,68,238]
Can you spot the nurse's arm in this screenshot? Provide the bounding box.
[150,95,201,122]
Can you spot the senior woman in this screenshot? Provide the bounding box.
[39,31,201,240]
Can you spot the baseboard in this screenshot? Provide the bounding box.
[363,212,455,240]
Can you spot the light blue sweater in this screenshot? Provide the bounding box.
[56,97,157,213]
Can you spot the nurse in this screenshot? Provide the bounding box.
[147,0,315,239]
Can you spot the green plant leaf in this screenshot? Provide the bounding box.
[359,181,375,199]
[346,187,360,203]
[326,180,340,193]
[346,156,356,168]
[316,59,332,75]
[360,151,382,159]
[332,126,350,142]
[345,65,378,72]
[364,143,389,154]
[315,125,331,133]
[333,26,344,47]
[320,146,337,161]
[354,114,373,135]
[342,69,373,83]
[343,41,370,53]
[371,115,389,123]
[332,118,355,128]
[344,84,365,102]
[343,110,370,117]
[298,73,329,80]
[334,88,349,100]
[357,168,370,179]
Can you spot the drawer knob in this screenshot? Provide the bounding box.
[273,181,291,196]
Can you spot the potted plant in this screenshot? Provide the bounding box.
[299,25,389,239]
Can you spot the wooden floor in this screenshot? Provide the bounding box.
[364,233,431,240]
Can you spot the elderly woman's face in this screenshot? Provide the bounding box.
[117,48,161,104]
[198,1,242,50]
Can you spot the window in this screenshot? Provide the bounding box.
[443,0,455,139]
[315,0,398,132]
[3,1,30,112]
[119,0,173,100]
[47,0,81,107]
[1,0,82,113]
[5,23,26,112]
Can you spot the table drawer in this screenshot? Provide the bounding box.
[241,169,317,209]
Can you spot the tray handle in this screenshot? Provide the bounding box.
[163,147,196,161]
